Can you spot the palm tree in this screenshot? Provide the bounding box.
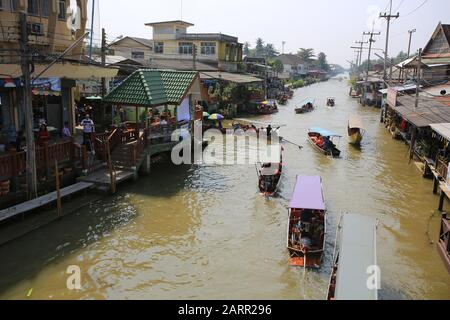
[297,48,315,64]
[255,38,265,57]
[264,43,279,58]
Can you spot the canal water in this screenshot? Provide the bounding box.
[1,77,449,300]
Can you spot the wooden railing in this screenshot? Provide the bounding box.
[437,157,448,180]
[0,140,76,179]
[132,129,148,167]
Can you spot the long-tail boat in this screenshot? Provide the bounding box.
[307,127,342,158]
[258,146,283,196]
[348,115,365,145]
[295,98,315,114]
[287,176,326,268]
[327,214,378,300]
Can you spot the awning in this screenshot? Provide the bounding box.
[309,127,342,137]
[348,115,365,130]
[289,176,325,210]
[200,72,263,84]
[379,84,420,94]
[430,123,450,141]
[334,214,378,300]
[0,63,119,79]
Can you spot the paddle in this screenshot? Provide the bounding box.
[282,138,303,150]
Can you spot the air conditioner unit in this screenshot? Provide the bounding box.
[28,23,44,36]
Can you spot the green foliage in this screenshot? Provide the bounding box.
[316,52,330,72]
[269,59,284,73]
[297,48,315,64]
[291,79,305,89]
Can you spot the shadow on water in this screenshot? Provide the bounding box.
[0,161,197,296]
[0,194,137,294]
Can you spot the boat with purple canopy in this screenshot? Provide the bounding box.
[287,176,326,268]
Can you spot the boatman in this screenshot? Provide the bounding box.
[266,124,272,138]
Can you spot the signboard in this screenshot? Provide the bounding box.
[387,88,398,107]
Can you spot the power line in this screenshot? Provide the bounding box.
[403,0,429,17]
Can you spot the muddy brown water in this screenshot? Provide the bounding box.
[0,76,449,300]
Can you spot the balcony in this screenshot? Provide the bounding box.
[176,33,238,43]
[438,213,450,274]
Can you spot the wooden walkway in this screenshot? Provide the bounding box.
[0,182,94,223]
[78,168,135,188]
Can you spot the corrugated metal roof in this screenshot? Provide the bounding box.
[390,95,450,128]
[103,69,197,106]
[431,123,450,141]
[200,72,263,84]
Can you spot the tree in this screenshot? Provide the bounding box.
[264,43,279,58]
[317,52,330,72]
[297,48,315,64]
[255,38,265,57]
[243,42,251,56]
[269,59,284,74]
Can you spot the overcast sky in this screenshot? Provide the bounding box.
[89,0,450,67]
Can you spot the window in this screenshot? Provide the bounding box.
[28,0,39,15]
[0,0,3,10]
[154,42,164,54]
[41,0,49,17]
[132,52,144,59]
[58,0,66,20]
[11,0,17,11]
[178,42,193,55]
[201,42,216,55]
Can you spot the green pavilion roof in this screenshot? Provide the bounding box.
[103,69,198,106]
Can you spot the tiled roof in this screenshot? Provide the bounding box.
[104,69,198,106]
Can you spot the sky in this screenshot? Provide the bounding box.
[85,0,450,67]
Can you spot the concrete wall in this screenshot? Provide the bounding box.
[0,0,87,62]
[109,38,152,62]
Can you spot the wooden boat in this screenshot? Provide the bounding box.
[256,100,278,115]
[278,95,288,105]
[287,176,326,268]
[326,97,335,107]
[307,127,341,158]
[348,115,365,145]
[295,98,315,114]
[327,214,378,300]
[257,146,283,196]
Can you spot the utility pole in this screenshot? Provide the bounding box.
[89,0,95,60]
[362,29,380,106]
[19,12,37,199]
[355,39,368,68]
[282,41,286,55]
[101,28,106,97]
[407,29,416,58]
[415,48,422,109]
[193,44,197,70]
[363,30,381,82]
[380,0,400,82]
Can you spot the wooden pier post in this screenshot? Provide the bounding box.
[433,177,439,194]
[439,190,445,212]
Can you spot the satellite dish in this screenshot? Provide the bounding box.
[441,89,447,96]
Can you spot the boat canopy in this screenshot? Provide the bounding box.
[348,115,365,130]
[334,214,378,300]
[309,127,342,138]
[301,98,315,105]
[260,164,280,176]
[289,176,325,210]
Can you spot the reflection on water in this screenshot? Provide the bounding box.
[0,77,449,300]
